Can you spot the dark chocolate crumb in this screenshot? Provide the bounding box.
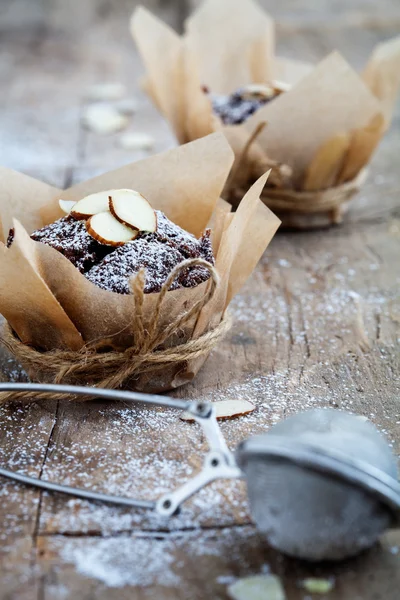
[85,237,184,294]
[30,216,113,273]
[199,229,214,264]
[6,228,15,248]
[209,87,274,125]
[154,211,200,258]
[178,229,214,289]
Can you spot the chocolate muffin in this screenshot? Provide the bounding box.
[17,209,214,295]
[210,90,270,125]
[206,82,288,125]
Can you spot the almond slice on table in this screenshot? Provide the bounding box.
[118,132,155,150]
[82,104,129,135]
[59,199,76,214]
[180,399,255,421]
[70,190,115,219]
[109,189,157,232]
[86,211,138,246]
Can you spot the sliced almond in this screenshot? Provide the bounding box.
[180,399,255,421]
[240,83,276,101]
[271,79,292,94]
[70,190,115,220]
[240,81,291,102]
[86,212,138,246]
[59,199,76,215]
[118,132,155,150]
[109,189,157,232]
[81,104,129,135]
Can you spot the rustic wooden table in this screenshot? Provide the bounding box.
[0,1,399,598]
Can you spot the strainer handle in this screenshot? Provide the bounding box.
[0,382,239,514]
[0,465,155,509]
[156,405,242,516]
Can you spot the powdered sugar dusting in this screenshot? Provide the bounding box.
[60,535,180,587]
[86,236,184,293]
[57,526,267,589]
[31,216,112,273]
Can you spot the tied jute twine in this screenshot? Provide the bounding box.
[0,258,232,403]
[226,122,368,228]
[259,168,368,227]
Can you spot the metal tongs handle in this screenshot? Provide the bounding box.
[0,383,241,515]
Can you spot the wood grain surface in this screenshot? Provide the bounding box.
[0,1,399,598]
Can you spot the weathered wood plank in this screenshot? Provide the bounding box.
[0,19,175,182]
[0,398,59,600]
[29,528,400,599]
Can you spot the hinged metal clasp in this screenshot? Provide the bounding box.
[156,401,242,516]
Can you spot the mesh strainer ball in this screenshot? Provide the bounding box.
[236,409,400,561]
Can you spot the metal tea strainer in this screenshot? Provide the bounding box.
[0,382,399,561]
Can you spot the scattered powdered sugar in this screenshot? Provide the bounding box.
[0,239,398,590]
[58,526,267,589]
[61,536,180,587]
[86,236,186,294]
[36,420,250,535]
[60,534,180,587]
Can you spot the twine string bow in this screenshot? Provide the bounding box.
[0,258,231,402]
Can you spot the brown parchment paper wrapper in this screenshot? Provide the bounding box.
[0,133,280,394]
[131,0,400,229]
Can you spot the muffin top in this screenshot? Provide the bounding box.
[206,81,290,125]
[9,189,214,295]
